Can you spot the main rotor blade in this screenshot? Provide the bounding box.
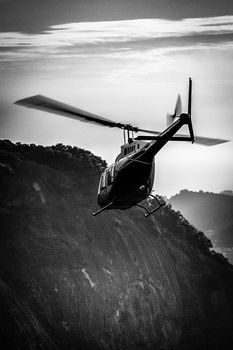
[15,94,163,135]
[175,133,229,146]
[15,95,125,129]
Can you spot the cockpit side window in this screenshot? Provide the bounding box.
[107,165,115,186]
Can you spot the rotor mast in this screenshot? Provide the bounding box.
[122,124,135,144]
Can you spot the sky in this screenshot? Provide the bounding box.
[0,0,233,197]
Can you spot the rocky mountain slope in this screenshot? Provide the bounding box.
[169,189,233,264]
[1,140,233,350]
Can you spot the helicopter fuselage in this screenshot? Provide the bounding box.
[97,141,155,209]
[96,112,193,213]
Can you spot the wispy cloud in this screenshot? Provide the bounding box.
[49,16,233,43]
[0,16,233,62]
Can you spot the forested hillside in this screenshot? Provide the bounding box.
[1,140,233,350]
[169,189,233,264]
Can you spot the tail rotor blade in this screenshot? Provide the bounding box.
[188,77,192,117]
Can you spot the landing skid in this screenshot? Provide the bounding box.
[92,195,165,217]
[136,194,165,217]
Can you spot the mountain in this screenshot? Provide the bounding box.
[169,189,233,264]
[220,190,233,196]
[1,140,233,350]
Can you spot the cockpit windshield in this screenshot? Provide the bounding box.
[98,164,115,194]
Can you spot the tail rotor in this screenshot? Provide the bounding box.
[188,77,192,117]
[166,77,195,142]
[187,77,195,142]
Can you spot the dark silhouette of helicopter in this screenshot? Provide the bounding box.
[15,78,228,217]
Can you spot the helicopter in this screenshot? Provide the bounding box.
[15,78,229,217]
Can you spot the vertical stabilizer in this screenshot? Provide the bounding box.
[166,94,182,127]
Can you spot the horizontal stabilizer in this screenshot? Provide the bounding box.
[174,133,229,146]
[135,134,229,146]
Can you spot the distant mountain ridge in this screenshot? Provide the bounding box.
[220,190,233,196]
[169,189,233,264]
[1,140,233,350]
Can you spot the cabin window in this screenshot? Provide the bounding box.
[126,145,135,154]
[123,144,137,156]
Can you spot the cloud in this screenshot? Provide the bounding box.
[2,16,233,46]
[0,16,233,62]
[49,16,233,42]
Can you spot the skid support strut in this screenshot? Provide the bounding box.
[92,201,114,216]
[136,194,165,217]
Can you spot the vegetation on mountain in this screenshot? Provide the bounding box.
[1,140,233,350]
